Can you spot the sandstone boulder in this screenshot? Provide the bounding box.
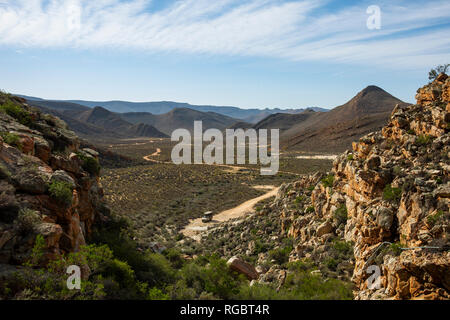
[227,256,258,280]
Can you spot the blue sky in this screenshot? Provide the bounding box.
[0,0,449,110]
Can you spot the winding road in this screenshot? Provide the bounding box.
[180,185,280,241]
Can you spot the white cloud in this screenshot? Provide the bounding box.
[0,0,449,68]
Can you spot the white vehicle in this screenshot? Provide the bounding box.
[202,211,213,223]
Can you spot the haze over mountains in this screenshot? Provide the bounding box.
[20,85,407,152]
[19,94,327,124]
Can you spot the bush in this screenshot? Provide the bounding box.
[325,258,338,270]
[333,205,348,225]
[16,208,41,235]
[253,240,270,255]
[321,175,335,188]
[48,181,74,206]
[305,206,315,214]
[0,132,22,150]
[237,267,353,300]
[347,154,354,161]
[0,100,32,127]
[415,134,433,146]
[268,245,292,265]
[427,210,445,227]
[388,242,404,256]
[77,153,101,176]
[382,184,402,203]
[4,243,151,300]
[332,240,353,255]
[169,255,244,300]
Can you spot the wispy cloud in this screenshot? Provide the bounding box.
[0,0,449,68]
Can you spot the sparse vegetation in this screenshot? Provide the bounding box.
[333,205,348,225]
[16,208,41,234]
[382,184,402,203]
[427,210,445,227]
[0,132,22,150]
[428,64,449,81]
[306,206,315,214]
[415,134,433,146]
[0,99,32,127]
[321,174,335,188]
[48,181,74,206]
[77,152,101,175]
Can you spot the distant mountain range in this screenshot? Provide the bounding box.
[254,85,409,152]
[18,94,327,124]
[19,86,407,152]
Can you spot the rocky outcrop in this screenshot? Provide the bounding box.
[280,74,449,299]
[227,256,259,280]
[0,94,109,266]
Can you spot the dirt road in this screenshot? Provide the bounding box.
[180,185,279,241]
[143,148,162,162]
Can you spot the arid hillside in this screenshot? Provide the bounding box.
[192,75,449,300]
[253,85,409,153]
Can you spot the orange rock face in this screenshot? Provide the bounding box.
[277,75,449,300]
[0,96,109,266]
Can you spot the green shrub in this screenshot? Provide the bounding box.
[325,258,338,270]
[321,175,335,188]
[48,181,74,206]
[268,245,292,265]
[237,267,353,300]
[332,240,353,255]
[147,287,169,300]
[347,154,354,161]
[382,184,402,203]
[392,166,402,176]
[26,234,46,267]
[427,210,445,227]
[77,153,101,175]
[306,206,315,214]
[164,248,185,269]
[0,132,22,150]
[389,242,404,256]
[415,134,433,146]
[0,100,32,127]
[253,240,270,255]
[17,208,41,234]
[333,205,348,225]
[170,254,244,300]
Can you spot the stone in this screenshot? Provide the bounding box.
[365,155,381,170]
[316,221,334,237]
[51,170,76,189]
[376,207,394,230]
[227,256,259,280]
[36,223,63,248]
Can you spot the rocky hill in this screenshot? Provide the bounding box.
[121,108,240,136]
[268,85,409,153]
[284,74,449,299]
[0,93,109,268]
[194,75,449,299]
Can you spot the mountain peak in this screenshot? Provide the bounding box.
[358,85,387,96]
[91,106,111,115]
